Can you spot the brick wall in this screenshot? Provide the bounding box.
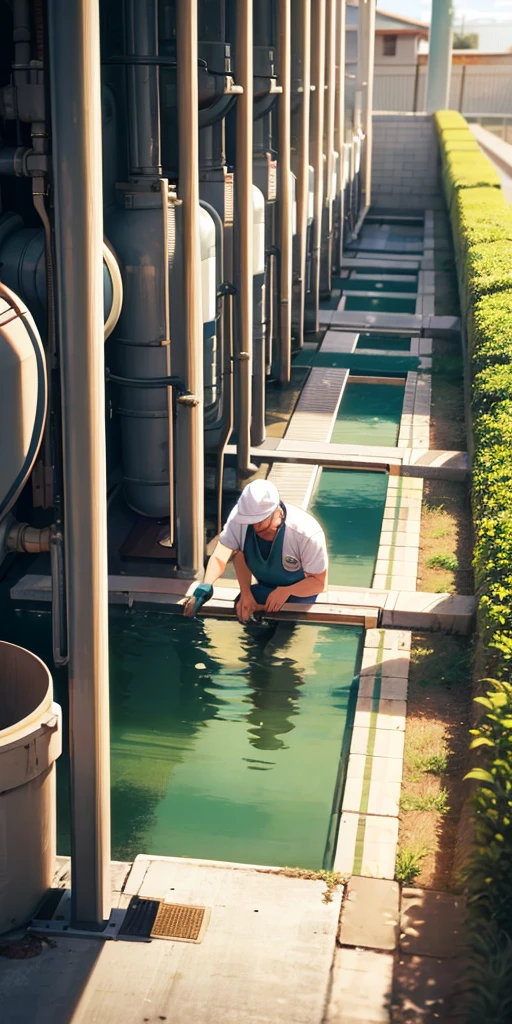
[371,113,443,211]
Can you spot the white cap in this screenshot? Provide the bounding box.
[233,480,280,525]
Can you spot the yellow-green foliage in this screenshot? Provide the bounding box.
[434,110,468,131]
[437,112,512,1024]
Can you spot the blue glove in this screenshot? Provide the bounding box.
[190,582,213,614]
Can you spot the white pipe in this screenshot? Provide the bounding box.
[48,0,111,926]
[357,0,376,208]
[278,0,292,384]
[335,0,346,267]
[235,0,254,473]
[176,0,204,573]
[309,0,326,327]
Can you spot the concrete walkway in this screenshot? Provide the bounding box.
[0,856,342,1024]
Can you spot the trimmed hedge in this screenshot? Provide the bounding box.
[436,111,512,1022]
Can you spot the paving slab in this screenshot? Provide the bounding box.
[392,954,467,1023]
[0,856,343,1024]
[326,947,393,1023]
[400,888,466,958]
[339,876,400,951]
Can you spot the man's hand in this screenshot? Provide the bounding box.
[236,590,260,623]
[264,587,290,614]
[183,583,214,617]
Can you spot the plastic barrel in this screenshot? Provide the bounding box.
[0,641,62,933]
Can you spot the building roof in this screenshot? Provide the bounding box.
[375,9,430,32]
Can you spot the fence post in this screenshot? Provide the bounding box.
[458,64,466,113]
[412,61,420,113]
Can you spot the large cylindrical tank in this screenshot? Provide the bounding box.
[106,187,171,518]
[0,641,62,933]
[107,191,217,517]
[0,221,120,340]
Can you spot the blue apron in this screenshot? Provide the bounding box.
[243,514,318,605]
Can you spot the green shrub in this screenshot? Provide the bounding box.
[465,680,512,929]
[473,365,512,415]
[434,110,468,131]
[469,291,512,372]
[452,188,512,254]
[466,241,512,300]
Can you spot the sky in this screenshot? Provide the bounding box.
[377,0,512,49]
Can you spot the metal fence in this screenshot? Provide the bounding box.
[373,64,512,116]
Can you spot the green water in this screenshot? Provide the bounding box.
[293,350,422,373]
[344,279,417,294]
[356,334,411,353]
[310,469,388,587]
[332,382,403,447]
[0,602,362,870]
[344,295,417,314]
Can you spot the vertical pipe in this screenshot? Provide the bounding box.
[322,0,336,290]
[176,0,204,573]
[358,0,376,208]
[334,0,346,267]
[125,0,162,177]
[295,0,311,348]
[278,0,292,383]
[412,59,420,113]
[309,0,326,330]
[48,0,110,926]
[426,0,453,114]
[235,0,254,473]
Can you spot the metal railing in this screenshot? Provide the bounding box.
[373,64,512,116]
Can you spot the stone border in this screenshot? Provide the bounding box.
[373,476,423,592]
[334,627,411,879]
[397,371,431,449]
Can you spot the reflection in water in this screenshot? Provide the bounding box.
[0,603,362,869]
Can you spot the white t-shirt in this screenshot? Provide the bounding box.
[219,502,328,577]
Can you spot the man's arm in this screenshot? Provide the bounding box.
[183,541,234,617]
[233,551,261,623]
[263,569,327,613]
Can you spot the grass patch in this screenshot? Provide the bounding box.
[426,553,458,571]
[399,634,471,890]
[274,868,346,903]
[401,788,450,814]
[418,480,473,595]
[395,845,428,885]
[430,339,466,450]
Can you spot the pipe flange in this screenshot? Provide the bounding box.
[177,393,200,407]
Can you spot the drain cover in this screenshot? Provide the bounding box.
[151,903,210,943]
[118,897,160,939]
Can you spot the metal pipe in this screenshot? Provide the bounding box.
[48,0,111,927]
[321,0,336,293]
[176,0,205,574]
[235,0,254,474]
[5,522,51,553]
[358,0,376,208]
[294,0,311,348]
[13,0,31,66]
[308,0,326,330]
[277,0,292,384]
[125,0,162,176]
[334,0,346,268]
[426,0,453,114]
[160,177,174,548]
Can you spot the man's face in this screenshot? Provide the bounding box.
[253,511,277,535]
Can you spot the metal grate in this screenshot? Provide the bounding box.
[151,903,210,943]
[224,173,234,225]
